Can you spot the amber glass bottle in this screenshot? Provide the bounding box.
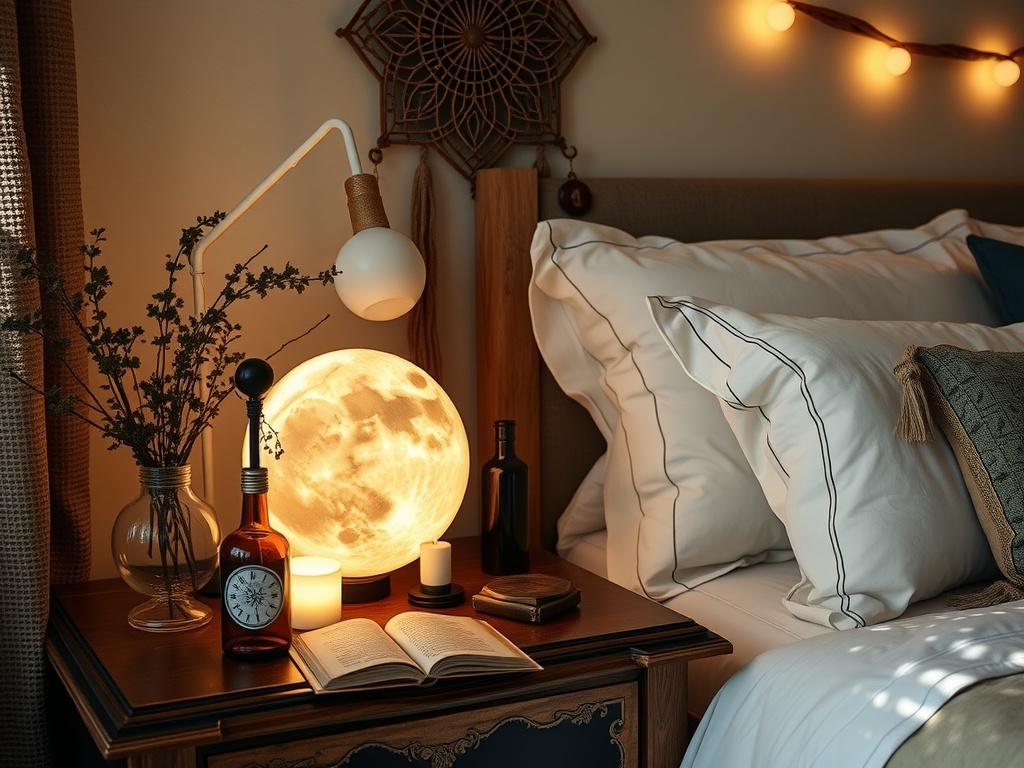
[220,467,291,658]
[481,419,530,575]
[220,359,291,659]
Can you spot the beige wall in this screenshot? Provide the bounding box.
[73,0,1024,579]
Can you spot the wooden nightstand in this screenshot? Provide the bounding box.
[47,538,730,768]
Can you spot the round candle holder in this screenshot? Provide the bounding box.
[407,582,465,608]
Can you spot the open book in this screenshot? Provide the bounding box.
[290,611,542,693]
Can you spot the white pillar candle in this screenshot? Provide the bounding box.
[290,556,342,630]
[419,541,452,588]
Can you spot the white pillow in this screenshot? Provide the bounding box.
[530,210,1000,599]
[555,454,606,559]
[648,296,1023,628]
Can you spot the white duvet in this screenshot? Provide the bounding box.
[682,600,1024,768]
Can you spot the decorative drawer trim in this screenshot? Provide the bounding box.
[336,699,624,768]
[212,683,637,768]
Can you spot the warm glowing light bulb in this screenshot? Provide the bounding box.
[767,1,796,32]
[884,46,911,77]
[993,58,1021,87]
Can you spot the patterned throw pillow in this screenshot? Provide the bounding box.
[896,344,1024,608]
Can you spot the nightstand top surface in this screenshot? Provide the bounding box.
[48,538,726,757]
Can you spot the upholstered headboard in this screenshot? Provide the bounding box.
[474,168,1024,552]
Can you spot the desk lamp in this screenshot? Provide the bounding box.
[189,118,426,505]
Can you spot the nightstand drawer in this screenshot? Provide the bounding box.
[207,682,637,768]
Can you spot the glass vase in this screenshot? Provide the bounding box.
[111,465,220,632]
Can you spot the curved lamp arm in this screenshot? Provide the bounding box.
[189,118,425,503]
[190,118,363,338]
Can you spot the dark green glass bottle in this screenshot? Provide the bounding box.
[481,420,529,575]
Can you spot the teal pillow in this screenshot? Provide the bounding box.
[896,344,1024,607]
[967,234,1024,325]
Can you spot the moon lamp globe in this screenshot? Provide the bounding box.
[252,349,470,602]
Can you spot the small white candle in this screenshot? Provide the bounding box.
[290,556,342,630]
[419,541,452,588]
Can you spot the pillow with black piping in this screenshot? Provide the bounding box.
[531,210,1000,600]
[648,295,1015,629]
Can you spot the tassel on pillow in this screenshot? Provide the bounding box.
[893,345,934,443]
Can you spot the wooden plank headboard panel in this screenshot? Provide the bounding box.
[475,167,1024,554]
[474,169,542,549]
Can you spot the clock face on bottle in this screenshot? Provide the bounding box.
[224,565,284,629]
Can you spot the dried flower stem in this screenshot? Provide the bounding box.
[3,215,337,608]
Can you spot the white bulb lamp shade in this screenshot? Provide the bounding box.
[335,227,426,321]
[767,2,796,32]
[994,58,1021,87]
[249,349,469,601]
[885,46,912,76]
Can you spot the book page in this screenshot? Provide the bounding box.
[384,612,540,677]
[294,617,424,685]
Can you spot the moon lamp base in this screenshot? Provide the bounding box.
[342,573,391,603]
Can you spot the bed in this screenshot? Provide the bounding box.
[474,168,1024,767]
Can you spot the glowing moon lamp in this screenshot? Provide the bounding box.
[251,349,470,602]
[884,46,912,77]
[767,2,796,33]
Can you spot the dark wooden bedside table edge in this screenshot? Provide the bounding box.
[630,633,732,667]
[522,620,711,663]
[46,596,136,750]
[46,593,309,759]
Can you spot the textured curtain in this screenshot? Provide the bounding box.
[0,0,90,764]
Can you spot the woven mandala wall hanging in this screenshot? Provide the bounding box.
[337,0,595,381]
[338,0,595,183]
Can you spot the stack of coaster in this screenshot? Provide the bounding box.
[472,573,581,623]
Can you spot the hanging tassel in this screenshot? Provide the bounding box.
[893,345,934,443]
[409,146,443,382]
[534,144,551,178]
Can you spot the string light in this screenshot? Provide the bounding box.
[769,0,1024,87]
[884,46,911,77]
[767,1,796,33]
[993,58,1021,87]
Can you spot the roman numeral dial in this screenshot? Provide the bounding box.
[224,565,284,629]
